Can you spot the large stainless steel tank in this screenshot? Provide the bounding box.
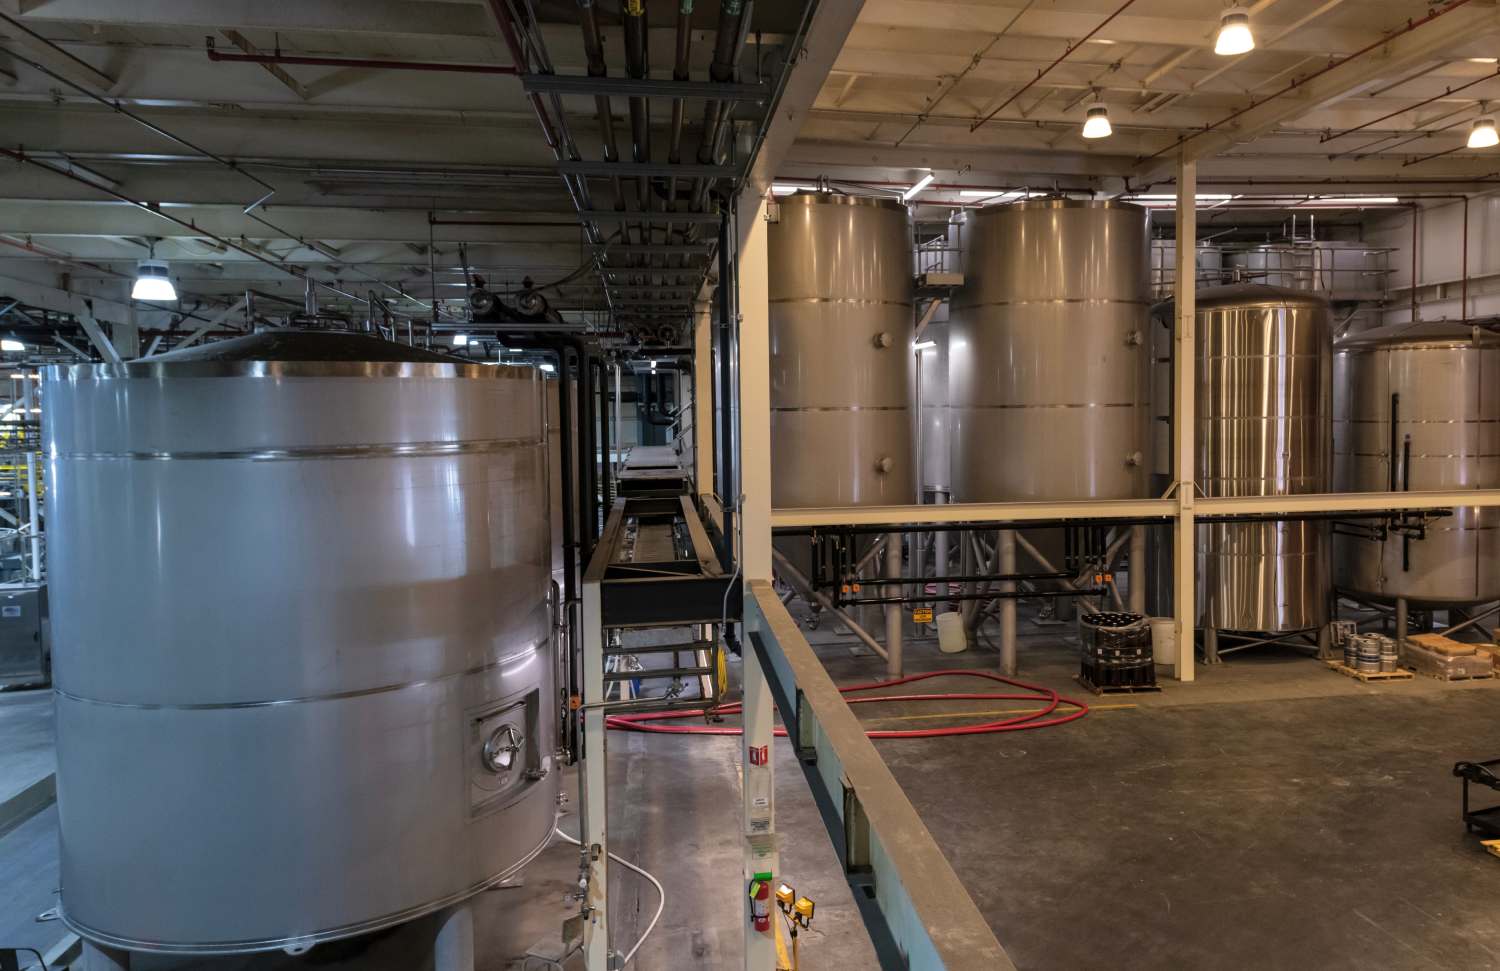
[949,199,1152,501]
[769,191,915,507]
[1334,323,1500,603]
[45,331,558,955]
[917,322,951,497]
[1175,285,1334,631]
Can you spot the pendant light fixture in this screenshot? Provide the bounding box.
[1214,6,1255,56]
[1081,102,1113,139]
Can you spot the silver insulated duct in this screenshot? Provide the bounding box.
[768,191,915,507]
[45,331,558,954]
[949,199,1152,501]
[1157,284,1334,633]
[1334,323,1500,604]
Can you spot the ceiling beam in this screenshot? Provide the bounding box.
[0,10,114,91]
[1135,0,1500,185]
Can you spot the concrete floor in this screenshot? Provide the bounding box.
[5,611,1500,969]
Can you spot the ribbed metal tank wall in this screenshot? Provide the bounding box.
[1190,285,1333,631]
[949,199,1152,501]
[768,191,916,508]
[1334,325,1500,603]
[45,332,558,955]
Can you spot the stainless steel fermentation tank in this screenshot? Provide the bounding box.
[949,199,1153,502]
[1334,324,1500,604]
[768,191,916,508]
[917,322,951,498]
[45,332,559,955]
[1155,285,1333,632]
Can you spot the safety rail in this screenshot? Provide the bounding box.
[744,579,1012,970]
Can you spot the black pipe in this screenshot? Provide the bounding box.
[598,358,613,511]
[854,571,1070,586]
[580,345,598,558]
[842,588,1107,607]
[715,214,738,563]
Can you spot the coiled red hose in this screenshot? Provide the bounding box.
[606,669,1089,739]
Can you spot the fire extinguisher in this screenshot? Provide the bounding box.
[748,874,773,933]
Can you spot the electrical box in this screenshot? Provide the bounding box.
[0,583,48,689]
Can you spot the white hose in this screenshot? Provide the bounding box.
[553,826,666,966]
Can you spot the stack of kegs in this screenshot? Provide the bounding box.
[1079,610,1157,690]
[1346,632,1399,673]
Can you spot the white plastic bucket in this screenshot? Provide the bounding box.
[936,611,967,654]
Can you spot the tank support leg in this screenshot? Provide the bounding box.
[1128,525,1147,616]
[1203,625,1219,665]
[1316,622,1333,661]
[434,901,475,971]
[884,532,903,678]
[1395,597,1409,651]
[83,943,131,971]
[998,529,1017,676]
[933,493,950,611]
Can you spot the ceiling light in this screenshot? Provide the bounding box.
[1214,7,1255,56]
[1081,103,1113,139]
[539,363,556,373]
[1469,115,1499,149]
[131,259,177,302]
[1299,196,1401,206]
[0,339,23,353]
[902,172,936,202]
[771,183,812,196]
[1469,57,1499,64]
[452,333,470,346]
[913,340,937,350]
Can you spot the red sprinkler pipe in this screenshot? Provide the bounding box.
[971,0,1140,133]
[1144,0,1481,161]
[607,669,1091,739]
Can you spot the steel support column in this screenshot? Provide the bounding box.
[884,531,903,677]
[1128,524,1147,616]
[693,305,715,507]
[1172,155,1198,683]
[579,577,610,971]
[737,188,777,971]
[997,529,1017,676]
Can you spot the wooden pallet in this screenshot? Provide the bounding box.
[1075,673,1162,696]
[1324,660,1414,683]
[1483,839,1500,860]
[1418,669,1496,682]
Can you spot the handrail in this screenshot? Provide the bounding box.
[745,580,1012,970]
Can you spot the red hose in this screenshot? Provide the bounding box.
[606,669,1089,739]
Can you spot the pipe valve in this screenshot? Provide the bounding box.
[872,331,894,348]
[874,456,894,474]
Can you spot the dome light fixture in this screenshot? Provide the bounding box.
[1081,103,1113,139]
[131,259,177,302]
[1468,110,1498,149]
[1214,6,1255,56]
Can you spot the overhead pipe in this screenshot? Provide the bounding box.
[1320,66,1500,143]
[664,0,696,291]
[205,40,519,74]
[0,16,277,207]
[970,0,1141,133]
[576,0,627,217]
[1143,0,1481,162]
[622,0,654,291]
[0,147,364,303]
[688,0,750,214]
[486,1,605,253]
